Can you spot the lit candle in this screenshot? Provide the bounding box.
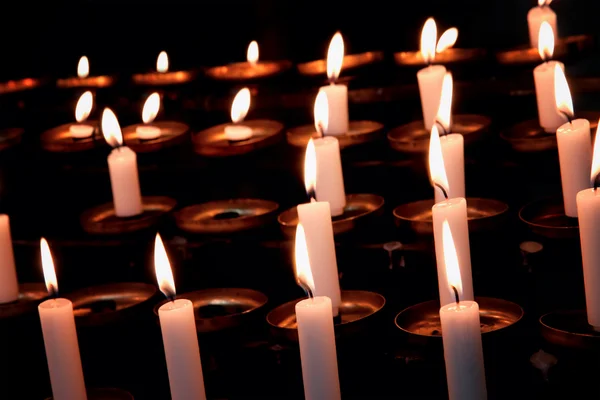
[554,65,592,217]
[436,27,459,54]
[101,108,143,217]
[296,137,342,316]
[0,215,18,304]
[418,18,447,132]
[247,40,259,66]
[439,221,487,400]
[77,56,89,79]
[154,234,207,400]
[534,22,565,133]
[224,88,253,142]
[157,50,169,73]
[434,72,464,203]
[69,91,95,139]
[294,224,341,400]
[136,92,162,140]
[528,0,558,49]
[318,32,349,136]
[312,90,346,216]
[429,126,474,306]
[38,238,87,400]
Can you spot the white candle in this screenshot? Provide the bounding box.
[294,224,341,400]
[225,87,254,141]
[418,18,447,131]
[102,108,143,218]
[439,220,487,400]
[154,234,207,400]
[38,238,87,400]
[528,0,558,49]
[70,91,94,139]
[554,65,592,217]
[136,92,162,140]
[319,32,349,135]
[0,215,18,303]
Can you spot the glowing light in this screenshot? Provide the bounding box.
[313,90,329,134]
[142,92,161,124]
[101,108,123,148]
[554,64,574,120]
[420,18,437,64]
[304,139,317,196]
[538,21,555,60]
[247,41,259,65]
[77,56,89,78]
[442,219,462,300]
[436,28,458,53]
[591,120,600,184]
[75,91,93,123]
[294,224,315,293]
[230,88,251,123]
[326,32,344,82]
[157,51,169,73]
[40,238,58,296]
[428,125,449,195]
[436,72,453,132]
[154,233,176,299]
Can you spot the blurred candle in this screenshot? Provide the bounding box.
[38,238,87,400]
[439,221,487,400]
[77,56,89,79]
[0,215,18,303]
[294,224,341,400]
[155,234,207,400]
[69,91,94,139]
[224,88,253,141]
[136,92,162,140]
[247,40,259,66]
[319,32,349,135]
[102,108,143,217]
[157,51,169,73]
[418,18,447,131]
[528,0,558,49]
[554,65,592,217]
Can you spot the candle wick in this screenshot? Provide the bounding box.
[452,285,460,304]
[434,120,450,136]
[559,110,573,125]
[299,282,314,300]
[434,183,449,200]
[49,284,58,299]
[594,174,600,191]
[317,122,325,139]
[307,188,317,203]
[167,293,176,303]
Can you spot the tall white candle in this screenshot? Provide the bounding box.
[418,18,447,131]
[101,108,143,217]
[439,220,487,400]
[224,87,254,142]
[294,224,341,400]
[136,92,162,140]
[154,234,207,400]
[528,0,558,49]
[554,65,592,217]
[319,32,349,135]
[38,238,87,400]
[0,215,18,303]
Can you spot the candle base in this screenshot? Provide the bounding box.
[56,75,115,89]
[495,34,593,65]
[540,309,600,350]
[0,283,47,320]
[266,290,385,343]
[297,51,384,77]
[393,197,508,236]
[132,70,195,86]
[387,114,491,154]
[287,120,384,150]
[393,48,486,66]
[278,193,384,237]
[205,60,292,81]
[41,122,99,152]
[46,387,133,400]
[519,197,579,239]
[122,121,189,153]
[174,198,279,234]
[0,77,40,94]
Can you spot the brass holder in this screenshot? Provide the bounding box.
[153,288,268,334]
[80,196,177,235]
[395,297,523,347]
[540,309,600,350]
[501,112,600,152]
[267,290,385,343]
[387,114,491,154]
[0,77,41,94]
[121,121,189,153]
[175,199,279,234]
[41,121,100,152]
[47,388,133,400]
[278,194,385,237]
[205,60,292,81]
[192,119,283,157]
[0,128,24,151]
[56,76,115,89]
[393,48,486,66]
[297,51,384,76]
[519,197,578,239]
[286,121,384,149]
[0,283,47,320]
[132,70,195,86]
[496,34,593,65]
[64,283,158,327]
[393,197,509,235]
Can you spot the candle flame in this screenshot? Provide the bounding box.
[157,51,169,73]
[40,238,58,296]
[436,28,458,53]
[326,32,344,82]
[230,88,251,123]
[591,120,600,184]
[75,91,93,123]
[101,108,123,148]
[314,90,329,134]
[77,56,89,79]
[294,223,315,294]
[304,138,317,197]
[428,125,450,195]
[554,64,574,120]
[436,72,453,133]
[247,41,259,65]
[142,92,161,124]
[154,233,176,299]
[538,21,555,60]
[538,0,551,6]
[420,18,437,64]
[442,219,463,299]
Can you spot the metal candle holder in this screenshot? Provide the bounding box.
[41,122,100,152]
[387,115,491,154]
[175,199,279,235]
[0,283,47,320]
[286,121,384,149]
[519,197,578,239]
[495,34,593,65]
[267,290,385,343]
[153,288,268,333]
[80,196,177,235]
[540,309,600,350]
[296,51,384,76]
[56,76,115,89]
[393,48,486,66]
[132,70,195,86]
[0,77,41,94]
[46,388,133,400]
[205,60,292,81]
[393,198,508,235]
[192,120,284,157]
[0,128,24,152]
[121,122,189,153]
[278,194,385,237]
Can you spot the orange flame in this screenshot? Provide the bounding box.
[154,233,176,298]
[294,224,315,293]
[247,41,259,65]
[326,32,344,81]
[442,219,462,300]
[420,18,437,64]
[40,238,58,295]
[538,21,555,60]
[101,108,123,148]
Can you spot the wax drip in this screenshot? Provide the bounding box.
[435,120,450,136]
[435,183,449,200]
[452,285,460,304]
